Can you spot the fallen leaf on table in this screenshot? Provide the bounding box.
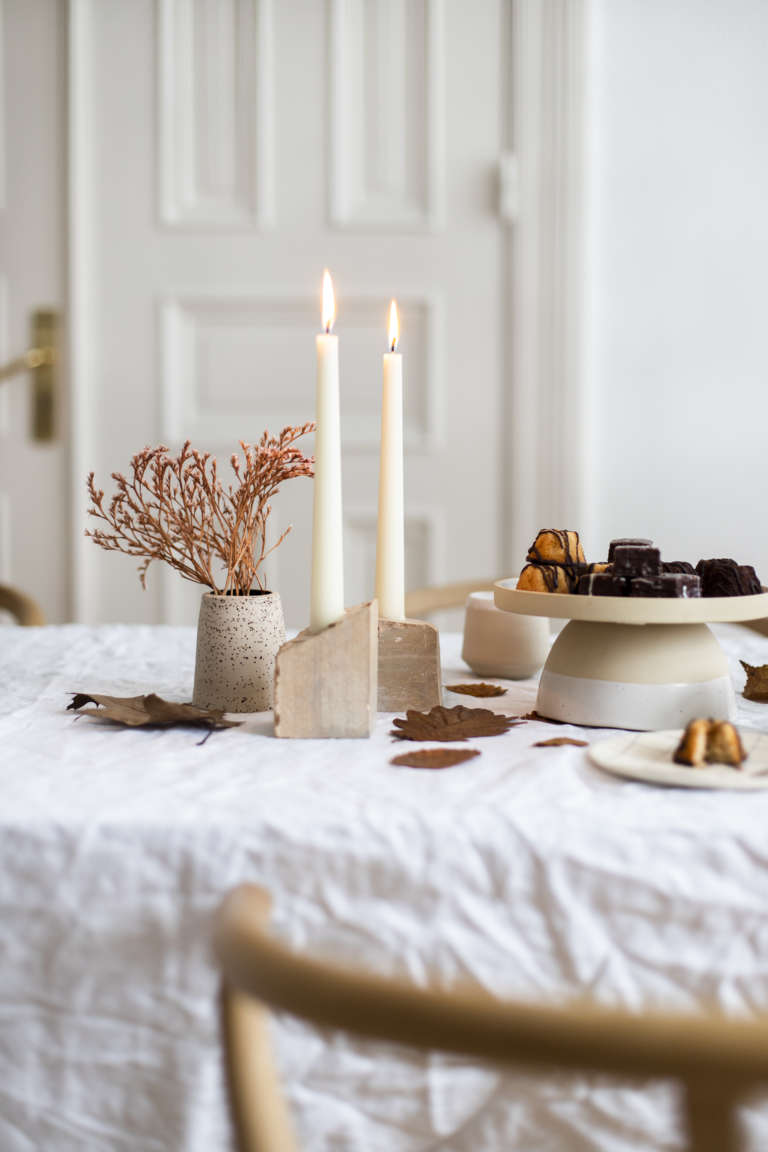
[391,748,481,770]
[521,710,565,725]
[533,737,588,748]
[67,692,242,737]
[740,661,768,702]
[445,682,507,698]
[391,705,521,742]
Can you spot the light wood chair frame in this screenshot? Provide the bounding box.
[0,584,45,625]
[215,884,768,1152]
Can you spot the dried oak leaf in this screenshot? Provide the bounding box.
[391,705,520,742]
[445,683,507,698]
[521,710,566,725]
[67,692,242,733]
[533,737,588,748]
[391,748,481,770]
[740,661,768,702]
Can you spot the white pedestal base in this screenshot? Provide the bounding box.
[538,669,735,731]
[536,620,736,731]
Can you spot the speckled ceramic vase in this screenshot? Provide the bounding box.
[192,591,285,713]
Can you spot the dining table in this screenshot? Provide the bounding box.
[3,620,768,1152]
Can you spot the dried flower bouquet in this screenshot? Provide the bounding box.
[86,425,315,595]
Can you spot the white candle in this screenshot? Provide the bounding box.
[375,300,405,621]
[310,270,345,633]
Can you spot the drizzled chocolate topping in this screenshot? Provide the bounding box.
[526,529,582,567]
[521,561,587,593]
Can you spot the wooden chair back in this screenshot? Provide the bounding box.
[0,584,45,625]
[405,577,504,619]
[215,884,768,1152]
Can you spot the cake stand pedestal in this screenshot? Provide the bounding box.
[494,581,768,731]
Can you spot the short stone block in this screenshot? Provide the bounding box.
[377,618,442,712]
[274,601,378,738]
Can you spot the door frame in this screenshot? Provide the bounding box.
[506,0,591,568]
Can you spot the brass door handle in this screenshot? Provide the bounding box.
[0,345,55,383]
[0,309,58,441]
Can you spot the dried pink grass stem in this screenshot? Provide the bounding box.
[86,425,315,595]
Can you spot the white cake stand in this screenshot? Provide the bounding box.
[494,580,768,731]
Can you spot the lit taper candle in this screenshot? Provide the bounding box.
[310,270,345,632]
[375,300,405,621]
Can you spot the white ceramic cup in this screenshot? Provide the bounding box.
[461,590,550,679]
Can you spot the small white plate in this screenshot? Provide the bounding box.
[589,728,768,790]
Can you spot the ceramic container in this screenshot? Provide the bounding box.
[192,590,285,713]
[461,590,550,679]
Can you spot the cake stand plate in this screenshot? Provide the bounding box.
[494,582,768,731]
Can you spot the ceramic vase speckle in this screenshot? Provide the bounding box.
[192,591,285,713]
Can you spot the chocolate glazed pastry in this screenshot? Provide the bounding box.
[526,530,585,566]
[518,563,571,594]
[696,558,763,597]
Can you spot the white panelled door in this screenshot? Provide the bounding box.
[74,0,504,627]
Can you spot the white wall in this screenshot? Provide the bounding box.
[587,0,768,575]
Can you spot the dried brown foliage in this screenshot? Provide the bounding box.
[741,661,768,702]
[86,426,315,594]
[67,692,241,731]
[532,737,589,748]
[391,705,521,742]
[390,748,481,769]
[445,682,507,698]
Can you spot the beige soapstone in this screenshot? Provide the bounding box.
[377,618,442,712]
[273,601,378,738]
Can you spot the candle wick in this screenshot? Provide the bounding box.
[390,340,397,352]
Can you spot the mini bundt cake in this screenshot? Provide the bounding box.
[673,719,746,768]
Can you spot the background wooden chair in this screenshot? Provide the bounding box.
[0,584,45,626]
[215,883,768,1152]
[405,577,504,619]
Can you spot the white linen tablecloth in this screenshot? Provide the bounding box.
[2,623,768,1151]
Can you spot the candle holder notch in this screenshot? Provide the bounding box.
[377,617,442,713]
[274,600,378,738]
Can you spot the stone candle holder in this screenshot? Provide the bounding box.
[377,618,442,712]
[273,601,378,738]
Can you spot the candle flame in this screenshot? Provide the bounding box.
[388,299,399,352]
[322,269,336,333]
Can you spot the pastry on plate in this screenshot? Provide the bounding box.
[673,719,746,768]
[661,560,696,575]
[612,544,661,579]
[526,530,585,566]
[607,538,652,562]
[577,572,627,596]
[517,563,572,594]
[696,558,763,597]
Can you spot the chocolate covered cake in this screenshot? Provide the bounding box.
[607,538,652,562]
[695,558,762,597]
[662,561,696,575]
